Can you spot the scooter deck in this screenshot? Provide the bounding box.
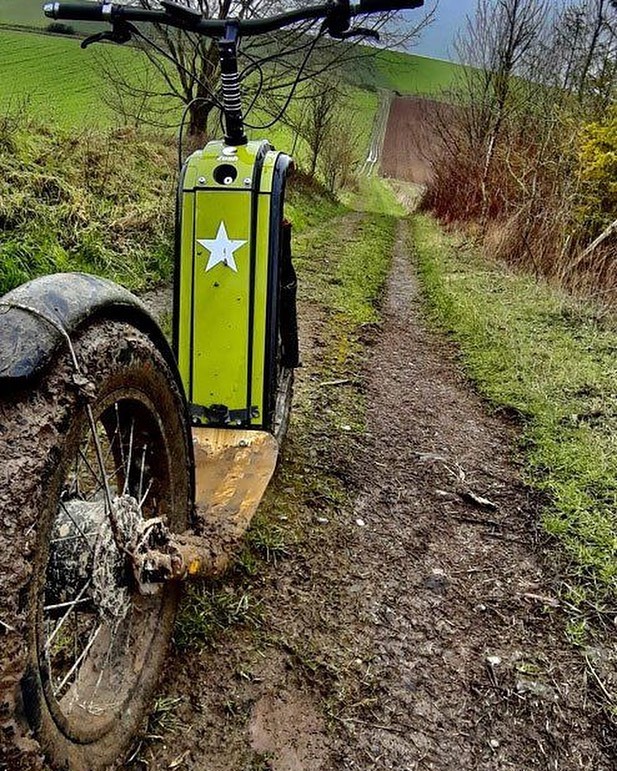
[192,427,279,541]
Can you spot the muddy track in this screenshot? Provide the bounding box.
[131,214,613,771]
[332,220,612,769]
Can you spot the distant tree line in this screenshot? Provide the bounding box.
[424,0,617,300]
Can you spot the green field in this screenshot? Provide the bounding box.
[0,17,458,129]
[0,0,99,32]
[0,0,50,27]
[343,48,463,95]
[0,27,381,163]
[0,28,138,125]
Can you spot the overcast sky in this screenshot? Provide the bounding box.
[410,0,570,61]
[408,0,472,60]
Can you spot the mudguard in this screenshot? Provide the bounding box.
[0,272,179,388]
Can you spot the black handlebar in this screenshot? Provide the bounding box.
[357,0,424,11]
[43,1,424,37]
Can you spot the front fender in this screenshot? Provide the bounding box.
[0,272,180,391]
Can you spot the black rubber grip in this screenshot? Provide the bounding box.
[43,2,106,21]
[355,0,424,12]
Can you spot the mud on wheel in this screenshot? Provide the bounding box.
[0,319,192,771]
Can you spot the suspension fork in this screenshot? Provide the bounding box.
[219,22,247,146]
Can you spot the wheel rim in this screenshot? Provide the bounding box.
[37,389,176,742]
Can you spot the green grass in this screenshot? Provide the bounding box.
[343,48,464,95]
[0,0,100,32]
[0,116,178,294]
[0,1,52,27]
[343,176,407,217]
[285,173,347,232]
[413,213,617,605]
[0,28,139,125]
[294,208,396,325]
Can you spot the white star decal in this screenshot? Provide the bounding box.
[197,221,247,273]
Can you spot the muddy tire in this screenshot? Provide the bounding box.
[272,366,294,443]
[0,319,192,771]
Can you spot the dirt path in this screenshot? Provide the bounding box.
[328,221,612,769]
[360,90,392,177]
[132,214,613,771]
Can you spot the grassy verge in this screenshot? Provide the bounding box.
[413,213,617,614]
[0,116,178,295]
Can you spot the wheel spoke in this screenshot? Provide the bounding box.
[138,444,148,503]
[58,501,96,555]
[122,418,135,496]
[83,457,129,503]
[50,532,98,545]
[45,579,92,651]
[54,622,102,696]
[44,597,91,612]
[90,621,123,711]
[139,479,153,510]
[86,405,120,549]
[77,447,104,491]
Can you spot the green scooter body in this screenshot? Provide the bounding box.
[174,139,292,431]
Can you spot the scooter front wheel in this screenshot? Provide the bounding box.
[0,319,192,770]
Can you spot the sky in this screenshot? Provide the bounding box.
[410,0,570,61]
[411,0,476,60]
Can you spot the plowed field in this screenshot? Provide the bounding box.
[381,97,449,185]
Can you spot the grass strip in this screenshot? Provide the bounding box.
[413,213,617,609]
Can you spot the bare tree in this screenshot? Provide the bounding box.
[99,0,251,134]
[96,0,433,135]
[276,77,341,177]
[455,0,549,212]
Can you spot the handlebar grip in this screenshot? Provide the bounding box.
[354,0,424,12]
[43,2,107,21]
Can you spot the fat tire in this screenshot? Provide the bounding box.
[0,319,192,771]
[272,366,294,444]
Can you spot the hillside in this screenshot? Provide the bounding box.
[0,28,138,125]
[0,13,462,123]
[0,0,52,27]
[342,47,462,94]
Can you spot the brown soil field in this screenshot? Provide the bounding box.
[381,97,449,185]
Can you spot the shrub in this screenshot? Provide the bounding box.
[577,108,617,237]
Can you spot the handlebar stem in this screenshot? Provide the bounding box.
[219,24,247,146]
